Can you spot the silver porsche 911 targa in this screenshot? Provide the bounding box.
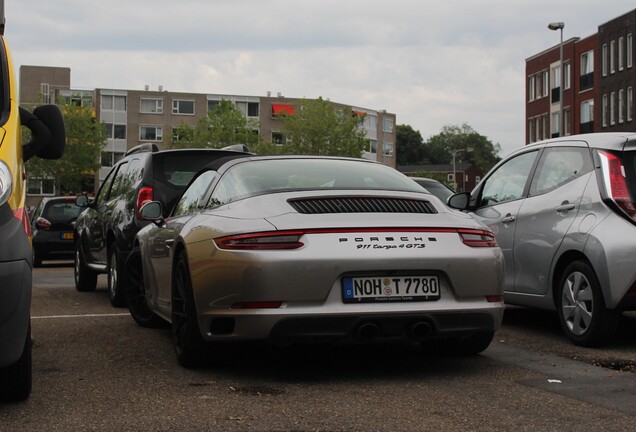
[124,155,504,367]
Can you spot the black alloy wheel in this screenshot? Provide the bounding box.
[124,247,164,328]
[74,243,97,292]
[172,250,205,368]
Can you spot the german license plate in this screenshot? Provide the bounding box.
[342,276,440,303]
[60,232,73,240]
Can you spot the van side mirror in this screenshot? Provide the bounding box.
[20,105,66,161]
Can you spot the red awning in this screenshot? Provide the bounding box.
[272,103,295,116]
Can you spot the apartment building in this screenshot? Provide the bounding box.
[19,66,396,192]
[525,9,635,144]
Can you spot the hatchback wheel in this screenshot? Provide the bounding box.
[32,246,43,268]
[172,251,205,368]
[74,244,97,292]
[557,260,618,347]
[108,245,126,307]
[124,247,164,328]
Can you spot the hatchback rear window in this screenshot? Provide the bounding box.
[44,201,82,223]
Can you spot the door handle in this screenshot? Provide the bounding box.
[164,239,174,248]
[502,214,516,224]
[556,203,575,213]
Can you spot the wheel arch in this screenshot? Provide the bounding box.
[551,250,592,307]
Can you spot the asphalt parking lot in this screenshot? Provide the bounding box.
[1,263,636,431]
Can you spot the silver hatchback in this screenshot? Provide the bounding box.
[449,133,636,347]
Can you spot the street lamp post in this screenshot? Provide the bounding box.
[548,21,565,137]
[451,148,472,192]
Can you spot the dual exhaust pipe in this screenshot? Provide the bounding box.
[354,320,434,341]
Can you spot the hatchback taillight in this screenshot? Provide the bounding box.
[136,186,154,220]
[598,150,636,222]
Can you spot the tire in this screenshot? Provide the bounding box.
[108,244,126,307]
[424,331,494,356]
[557,260,618,347]
[124,247,165,328]
[74,244,97,292]
[0,324,32,402]
[172,250,205,368]
[32,245,43,268]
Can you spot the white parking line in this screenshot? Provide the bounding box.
[32,313,130,319]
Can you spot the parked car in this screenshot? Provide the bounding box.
[0,4,66,401]
[411,177,455,203]
[448,133,636,347]
[124,155,504,367]
[73,144,250,307]
[31,196,82,266]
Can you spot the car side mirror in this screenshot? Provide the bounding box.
[75,194,90,208]
[448,192,471,210]
[20,105,66,161]
[139,201,164,225]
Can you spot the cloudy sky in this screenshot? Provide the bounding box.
[6,0,636,157]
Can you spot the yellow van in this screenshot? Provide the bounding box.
[0,4,65,401]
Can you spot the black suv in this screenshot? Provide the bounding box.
[74,144,249,306]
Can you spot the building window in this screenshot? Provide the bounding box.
[610,40,616,74]
[602,94,608,127]
[368,139,377,154]
[628,34,633,68]
[40,83,51,104]
[542,71,549,97]
[100,152,124,168]
[542,115,548,140]
[172,99,195,115]
[447,173,455,182]
[104,123,127,139]
[528,77,535,102]
[364,114,377,130]
[580,100,593,133]
[535,117,540,140]
[564,108,571,136]
[27,178,55,196]
[140,98,163,114]
[551,66,561,89]
[564,63,571,90]
[140,126,163,141]
[619,36,625,71]
[551,112,560,137]
[602,43,608,76]
[580,52,593,91]
[383,118,394,133]
[534,74,542,99]
[208,100,220,112]
[382,142,393,156]
[101,95,127,111]
[610,92,616,125]
[628,87,633,122]
[619,89,625,124]
[247,102,259,117]
[528,119,535,143]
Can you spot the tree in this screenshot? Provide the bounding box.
[425,123,501,173]
[396,124,425,165]
[26,104,106,194]
[170,99,263,150]
[278,97,367,157]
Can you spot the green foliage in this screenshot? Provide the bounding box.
[396,124,425,165]
[426,123,502,173]
[170,100,261,150]
[25,104,106,194]
[277,97,366,157]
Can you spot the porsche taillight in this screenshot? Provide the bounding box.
[598,150,636,222]
[215,231,305,250]
[458,229,498,247]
